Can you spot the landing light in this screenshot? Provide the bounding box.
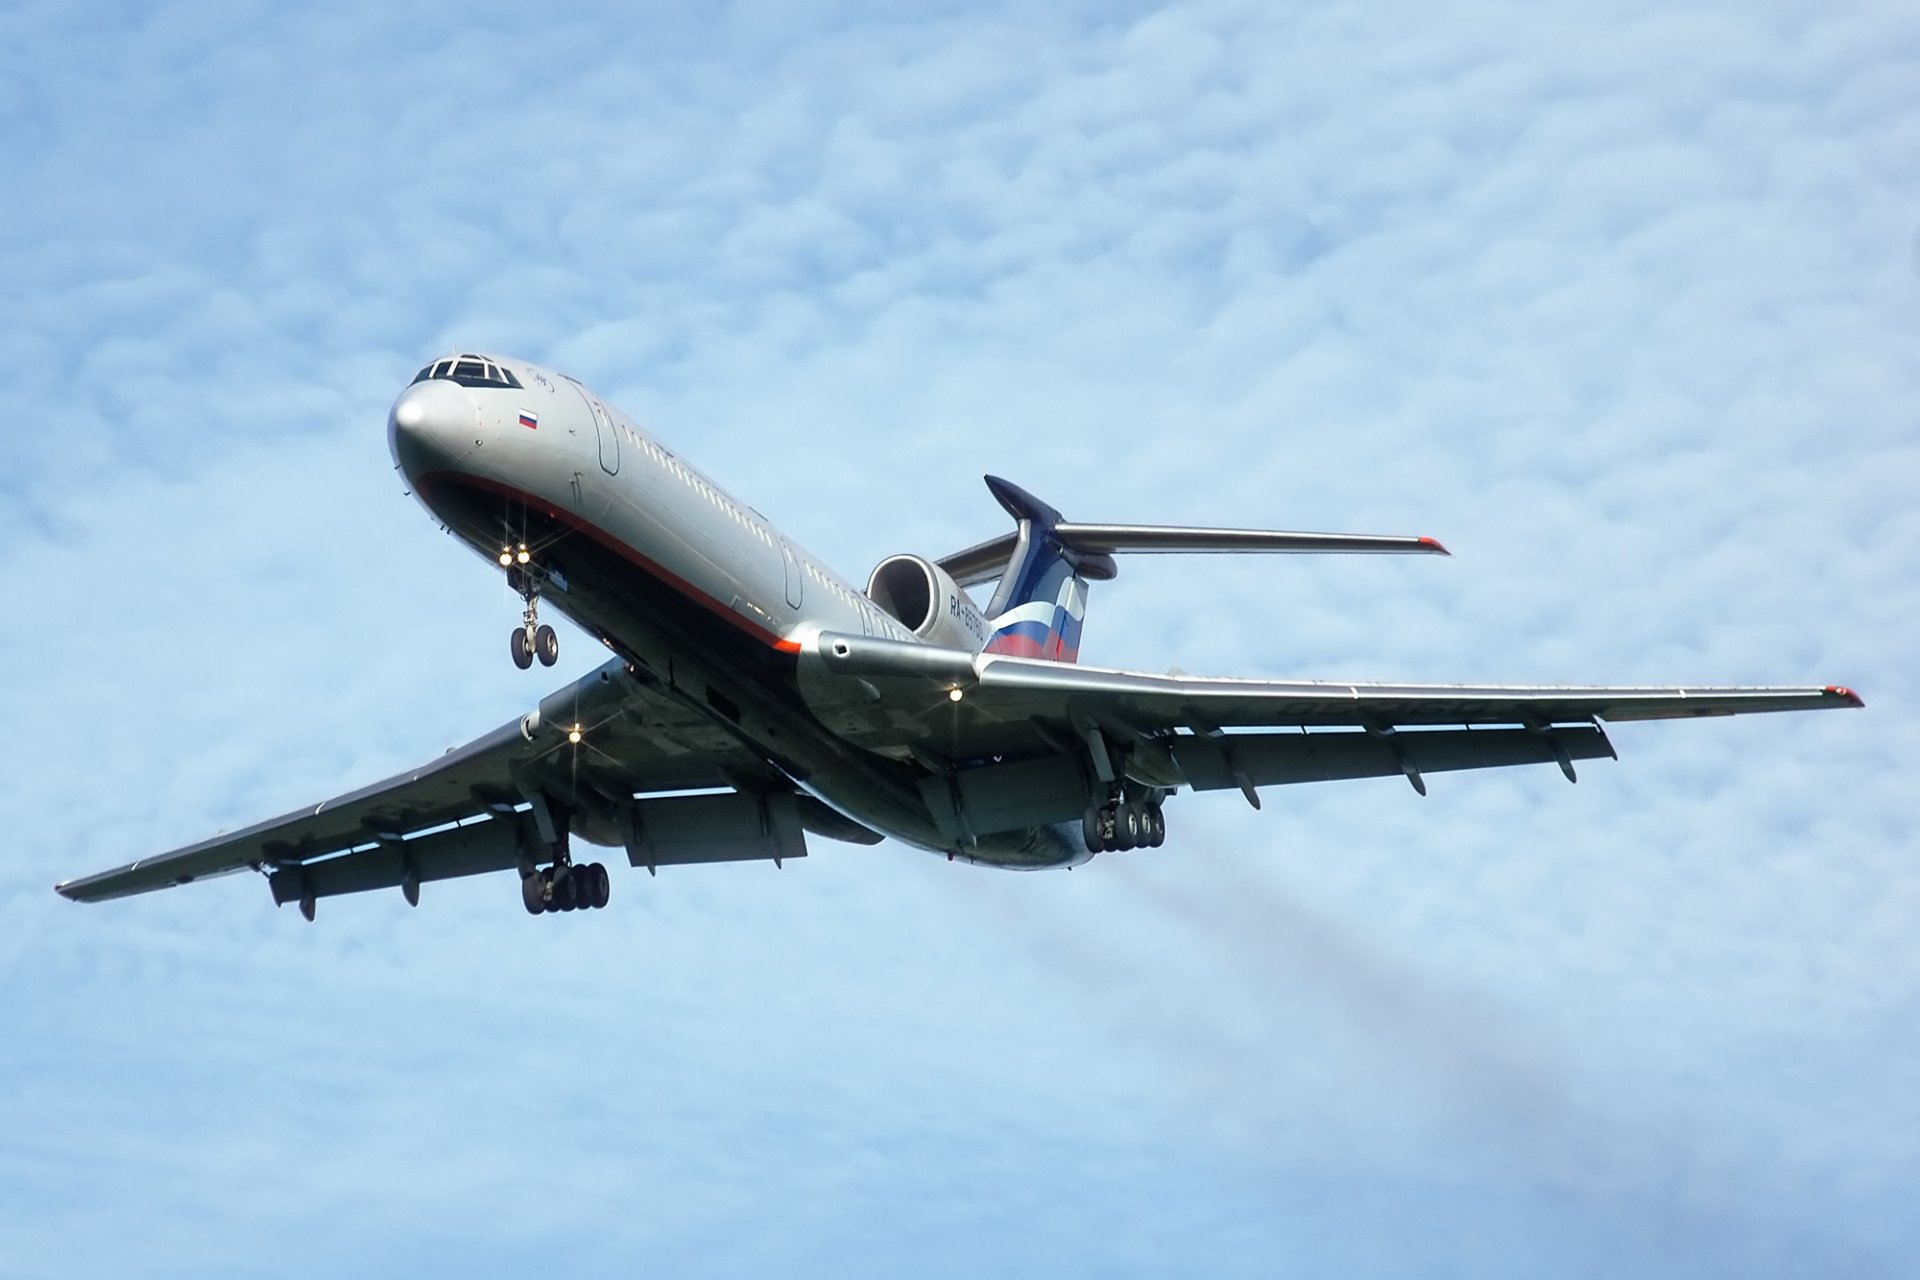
[948,688,964,703]
[516,549,531,565]
[568,725,583,744]
[498,551,513,566]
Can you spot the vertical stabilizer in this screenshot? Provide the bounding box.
[943,474,1448,664]
[979,477,1103,663]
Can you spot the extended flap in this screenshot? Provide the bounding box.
[623,791,809,869]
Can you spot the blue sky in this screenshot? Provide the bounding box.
[3,0,1916,1275]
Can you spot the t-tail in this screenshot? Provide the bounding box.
[936,475,1450,665]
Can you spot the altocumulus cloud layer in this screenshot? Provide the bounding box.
[2,1,1916,1276]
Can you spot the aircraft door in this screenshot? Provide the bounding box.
[780,539,804,610]
[573,386,620,476]
[590,399,619,475]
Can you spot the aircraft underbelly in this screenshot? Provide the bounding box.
[411,468,1083,868]
[408,441,1098,871]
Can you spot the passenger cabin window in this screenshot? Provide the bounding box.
[410,356,523,390]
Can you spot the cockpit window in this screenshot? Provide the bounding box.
[410,356,523,390]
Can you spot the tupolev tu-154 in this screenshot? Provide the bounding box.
[55,353,1863,919]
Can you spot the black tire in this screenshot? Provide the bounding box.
[510,628,534,670]
[534,624,559,667]
[1081,806,1105,854]
[555,868,578,912]
[1147,805,1167,848]
[1114,804,1140,852]
[521,873,546,915]
[589,862,610,909]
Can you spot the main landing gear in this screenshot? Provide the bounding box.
[521,860,611,915]
[1082,797,1167,854]
[516,799,605,916]
[502,544,558,670]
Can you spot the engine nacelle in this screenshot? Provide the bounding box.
[866,554,990,652]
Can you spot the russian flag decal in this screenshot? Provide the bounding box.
[517,410,539,430]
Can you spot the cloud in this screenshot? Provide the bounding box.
[4,0,1917,1276]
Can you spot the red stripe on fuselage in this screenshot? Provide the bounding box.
[413,470,804,654]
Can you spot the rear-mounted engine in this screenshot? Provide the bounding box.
[866,554,990,652]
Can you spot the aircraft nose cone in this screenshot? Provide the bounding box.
[388,378,478,479]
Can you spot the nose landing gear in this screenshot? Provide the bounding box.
[502,544,559,670]
[509,610,558,670]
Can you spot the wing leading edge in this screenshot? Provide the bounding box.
[967,655,1863,727]
[55,658,786,905]
[816,632,1862,730]
[813,631,1861,777]
[55,717,539,903]
[812,633,1860,846]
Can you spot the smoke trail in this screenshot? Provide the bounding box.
[1099,848,1579,1167]
[1090,839,1876,1272]
[938,843,1884,1272]
[935,860,1288,1134]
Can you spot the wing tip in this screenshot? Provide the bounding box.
[1824,684,1865,708]
[1418,536,1451,556]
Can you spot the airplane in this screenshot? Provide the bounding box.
[55,352,1864,919]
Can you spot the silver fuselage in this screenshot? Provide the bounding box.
[387,356,1085,870]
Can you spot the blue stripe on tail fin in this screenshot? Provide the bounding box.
[980,477,1106,664]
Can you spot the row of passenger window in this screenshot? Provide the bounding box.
[633,432,776,550]
[533,391,889,633]
[629,424,896,634]
[804,559,904,638]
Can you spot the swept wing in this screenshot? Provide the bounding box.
[811,633,1861,835]
[56,659,806,906]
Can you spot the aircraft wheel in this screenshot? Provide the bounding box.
[1113,803,1141,852]
[589,862,611,909]
[1082,806,1105,854]
[551,867,574,912]
[510,628,534,670]
[521,873,547,915]
[1146,805,1167,848]
[535,624,559,667]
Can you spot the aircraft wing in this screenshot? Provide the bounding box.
[961,658,1861,730]
[812,634,1862,825]
[55,658,809,907]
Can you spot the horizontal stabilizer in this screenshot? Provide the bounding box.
[1055,522,1447,558]
[937,476,1447,587]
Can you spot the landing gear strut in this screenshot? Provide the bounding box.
[1081,797,1167,854]
[502,547,558,670]
[521,861,610,915]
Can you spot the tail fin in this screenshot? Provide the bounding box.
[976,478,1099,662]
[943,475,1450,665]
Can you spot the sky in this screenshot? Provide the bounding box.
[3,0,1916,1275]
